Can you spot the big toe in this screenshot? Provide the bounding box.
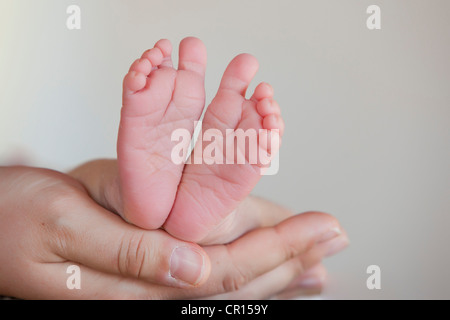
[218,53,259,97]
[178,37,207,77]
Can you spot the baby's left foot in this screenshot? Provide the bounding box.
[118,38,207,229]
[164,54,284,244]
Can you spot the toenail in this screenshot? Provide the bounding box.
[169,247,205,286]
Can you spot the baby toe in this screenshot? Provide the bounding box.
[263,114,280,131]
[262,113,285,137]
[123,71,147,93]
[142,47,164,69]
[155,39,173,68]
[257,98,281,117]
[129,58,152,75]
[252,82,274,101]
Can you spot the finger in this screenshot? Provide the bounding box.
[271,232,350,299]
[30,232,340,300]
[272,264,328,300]
[47,191,211,289]
[210,230,342,300]
[78,214,347,300]
[285,263,328,291]
[151,212,344,299]
[209,248,325,300]
[208,257,306,300]
[206,212,345,295]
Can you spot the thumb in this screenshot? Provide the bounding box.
[48,192,211,288]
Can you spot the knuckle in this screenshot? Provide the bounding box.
[284,239,300,261]
[117,232,149,279]
[293,257,306,275]
[44,196,81,256]
[222,271,249,293]
[48,219,73,257]
[274,226,300,261]
[20,170,87,256]
[221,248,252,293]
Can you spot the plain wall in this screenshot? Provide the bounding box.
[1,0,449,299]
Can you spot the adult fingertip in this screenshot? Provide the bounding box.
[324,232,350,257]
[169,245,211,287]
[296,211,345,244]
[294,264,328,289]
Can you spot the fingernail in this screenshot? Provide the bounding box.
[324,235,349,257]
[317,227,342,244]
[169,247,205,286]
[296,275,326,289]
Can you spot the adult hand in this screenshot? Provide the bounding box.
[69,159,336,244]
[0,166,347,299]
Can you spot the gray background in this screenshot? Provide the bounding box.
[1,0,449,299]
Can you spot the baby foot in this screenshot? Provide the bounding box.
[118,38,207,229]
[164,53,285,244]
